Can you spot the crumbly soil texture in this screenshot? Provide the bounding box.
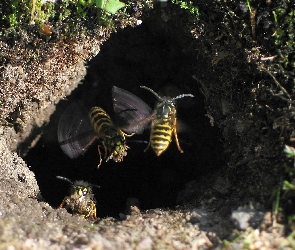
[0,0,294,249]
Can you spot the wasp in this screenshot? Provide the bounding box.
[56,176,99,220]
[112,86,194,156]
[58,101,131,167]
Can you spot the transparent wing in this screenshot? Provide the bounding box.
[112,86,153,134]
[58,101,97,159]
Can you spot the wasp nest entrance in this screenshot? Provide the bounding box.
[25,9,225,218]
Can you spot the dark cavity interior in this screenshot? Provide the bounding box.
[25,12,225,218]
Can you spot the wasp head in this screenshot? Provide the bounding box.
[70,181,93,197]
[56,176,99,197]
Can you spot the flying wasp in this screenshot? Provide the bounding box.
[112,86,194,156]
[56,176,99,220]
[58,101,132,167]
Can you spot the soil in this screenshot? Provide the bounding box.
[0,0,294,249]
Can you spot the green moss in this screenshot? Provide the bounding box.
[1,0,126,37]
[273,2,295,70]
[30,1,55,24]
[1,0,31,28]
[171,0,199,18]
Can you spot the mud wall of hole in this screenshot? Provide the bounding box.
[24,13,226,217]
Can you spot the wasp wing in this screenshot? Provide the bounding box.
[112,86,153,134]
[58,101,97,159]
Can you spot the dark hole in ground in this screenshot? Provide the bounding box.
[25,12,226,218]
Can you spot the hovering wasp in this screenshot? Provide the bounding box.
[58,101,132,167]
[56,176,99,220]
[112,86,194,156]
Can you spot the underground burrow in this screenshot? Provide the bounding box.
[24,13,226,218]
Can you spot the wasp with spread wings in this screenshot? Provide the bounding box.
[112,86,194,156]
[58,101,132,167]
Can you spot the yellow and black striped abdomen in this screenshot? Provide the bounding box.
[89,107,114,137]
[150,118,174,156]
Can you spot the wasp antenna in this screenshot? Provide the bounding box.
[140,86,163,100]
[173,93,194,100]
[56,176,73,184]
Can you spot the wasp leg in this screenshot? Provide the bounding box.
[58,200,65,209]
[90,204,97,220]
[91,211,97,220]
[122,131,135,137]
[97,145,103,168]
[88,212,97,220]
[102,141,109,159]
[173,127,184,153]
[143,139,151,153]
